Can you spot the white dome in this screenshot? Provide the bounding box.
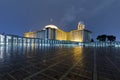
[45,25,58,29]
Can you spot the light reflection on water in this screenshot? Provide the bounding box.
[0,44,79,64]
[0,47,4,59]
[1,44,120,70]
[72,46,83,62]
[1,44,120,64]
[1,43,120,80]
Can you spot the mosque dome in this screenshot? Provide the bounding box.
[45,25,58,29]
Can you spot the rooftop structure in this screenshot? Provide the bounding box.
[45,25,58,29]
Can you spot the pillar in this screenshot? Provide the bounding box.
[4,35,7,47]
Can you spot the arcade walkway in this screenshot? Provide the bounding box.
[0,46,120,80]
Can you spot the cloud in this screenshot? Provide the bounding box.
[60,6,86,29]
[58,0,117,30]
[90,0,116,17]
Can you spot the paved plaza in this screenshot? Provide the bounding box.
[0,45,120,80]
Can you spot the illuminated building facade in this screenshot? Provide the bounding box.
[24,32,35,38]
[24,22,92,42]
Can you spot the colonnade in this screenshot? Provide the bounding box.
[0,34,120,47]
[0,34,79,46]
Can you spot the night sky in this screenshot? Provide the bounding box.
[0,0,120,40]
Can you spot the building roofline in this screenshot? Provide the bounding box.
[84,29,92,33]
[67,29,92,33]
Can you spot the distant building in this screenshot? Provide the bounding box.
[24,22,92,42]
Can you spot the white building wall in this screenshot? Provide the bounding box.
[36,30,45,39]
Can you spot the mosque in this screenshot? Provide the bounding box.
[24,22,92,42]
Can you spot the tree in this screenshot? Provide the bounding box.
[101,34,107,42]
[96,34,107,42]
[96,35,102,41]
[91,39,94,42]
[107,35,116,42]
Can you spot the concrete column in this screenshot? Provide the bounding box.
[51,40,53,45]
[21,38,23,47]
[39,39,41,46]
[0,35,1,45]
[37,39,39,45]
[43,39,45,46]
[38,39,40,46]
[16,37,19,46]
[41,39,43,46]
[33,38,35,45]
[11,36,14,47]
[46,40,48,45]
[29,38,31,46]
[25,38,27,46]
[4,35,7,47]
[44,39,46,45]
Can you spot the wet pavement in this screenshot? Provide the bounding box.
[0,45,120,80]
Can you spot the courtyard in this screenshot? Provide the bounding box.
[0,45,120,80]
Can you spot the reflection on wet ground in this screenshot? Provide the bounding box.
[0,44,120,80]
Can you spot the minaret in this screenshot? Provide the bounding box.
[78,22,85,30]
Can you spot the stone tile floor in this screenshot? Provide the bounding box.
[0,45,120,80]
